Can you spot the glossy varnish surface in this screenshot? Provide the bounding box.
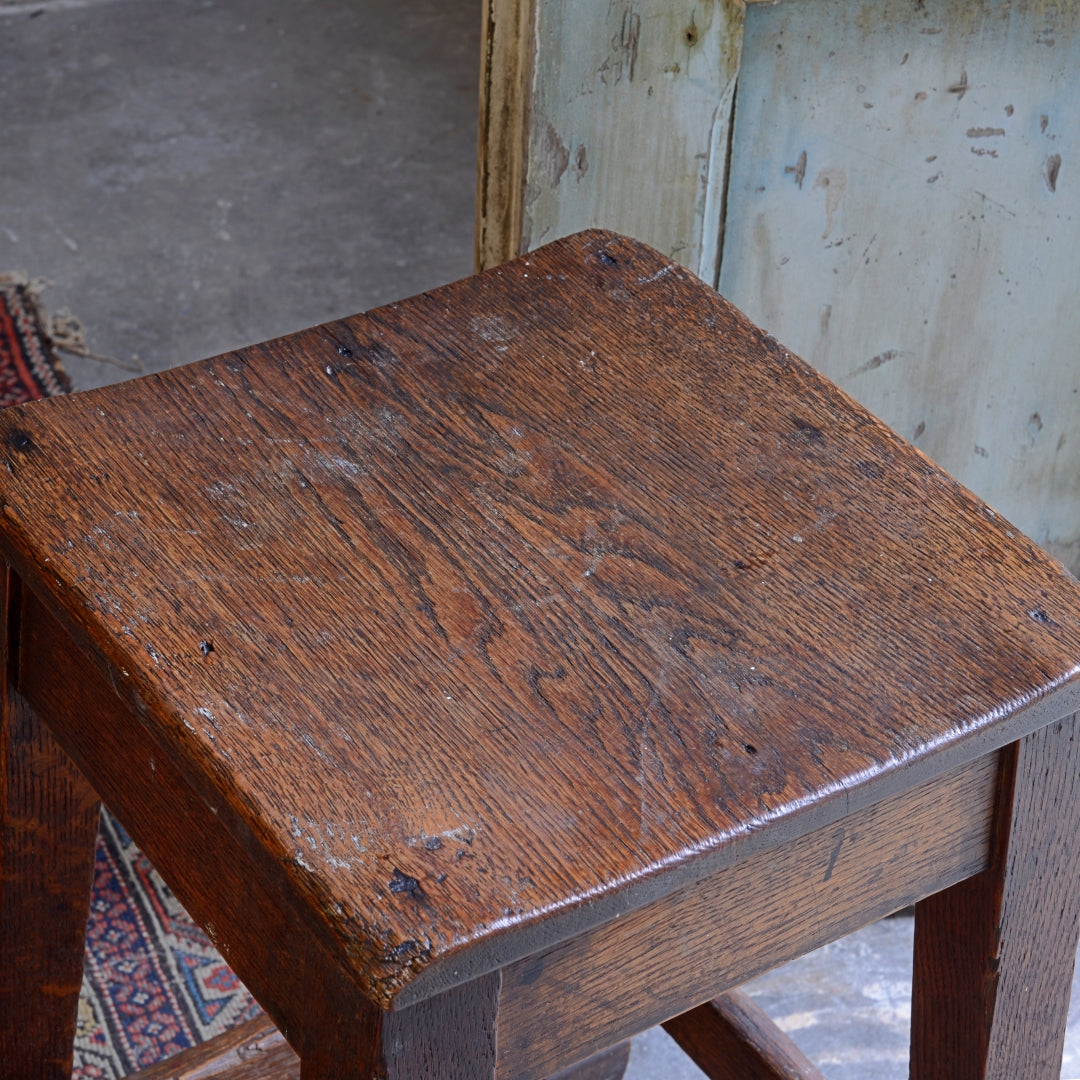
[2,231,1080,1009]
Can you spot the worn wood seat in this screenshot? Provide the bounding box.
[4,230,1080,1080]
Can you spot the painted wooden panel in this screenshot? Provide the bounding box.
[476,0,744,282]
[720,0,1080,572]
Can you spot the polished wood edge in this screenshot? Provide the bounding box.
[664,989,825,1080]
[13,587,371,1050]
[397,679,1080,1009]
[496,750,999,1079]
[123,1017,298,1080]
[8,525,1073,1021]
[5,230,1080,1012]
[22,510,1065,1022]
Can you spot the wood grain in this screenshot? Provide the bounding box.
[297,971,500,1080]
[488,0,744,284]
[16,585,361,1061]
[496,751,997,1079]
[0,568,100,1080]
[19,522,628,1080]
[1,229,1079,1041]
[663,989,825,1080]
[475,0,534,271]
[911,712,1080,1079]
[125,1017,297,1080]
[4,230,1080,1011]
[546,1042,630,1080]
[124,1021,631,1080]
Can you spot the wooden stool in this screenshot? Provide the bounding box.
[4,231,1080,1080]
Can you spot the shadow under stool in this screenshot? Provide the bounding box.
[4,231,1080,1080]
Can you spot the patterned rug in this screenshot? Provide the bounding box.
[75,813,262,1078]
[0,279,261,1078]
[0,275,71,401]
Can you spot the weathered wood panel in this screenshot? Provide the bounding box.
[720,0,1080,572]
[476,0,536,273]
[476,0,744,282]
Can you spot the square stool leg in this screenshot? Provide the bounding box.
[293,972,628,1080]
[294,971,500,1080]
[911,711,1080,1079]
[0,569,100,1079]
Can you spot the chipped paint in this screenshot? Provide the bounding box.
[721,0,1080,573]
[518,0,744,282]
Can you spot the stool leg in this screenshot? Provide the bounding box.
[297,970,500,1079]
[910,712,1080,1080]
[295,971,629,1079]
[0,569,101,1079]
[547,1041,631,1080]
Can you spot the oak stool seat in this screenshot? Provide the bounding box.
[4,231,1080,1079]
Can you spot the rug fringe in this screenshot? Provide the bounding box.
[0,271,142,373]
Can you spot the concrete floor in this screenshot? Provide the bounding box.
[3,1,1080,1076]
[0,0,479,390]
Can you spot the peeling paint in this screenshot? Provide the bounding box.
[1045,153,1062,192]
[813,167,846,239]
[572,143,589,181]
[539,122,570,187]
[723,0,1080,577]
[521,0,744,283]
[785,149,808,188]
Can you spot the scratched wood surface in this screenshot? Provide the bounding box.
[2,230,1080,1020]
[124,1017,298,1080]
[720,0,1080,573]
[477,0,1080,577]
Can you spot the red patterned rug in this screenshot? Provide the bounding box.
[76,814,262,1077]
[0,279,261,1078]
[0,276,71,401]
